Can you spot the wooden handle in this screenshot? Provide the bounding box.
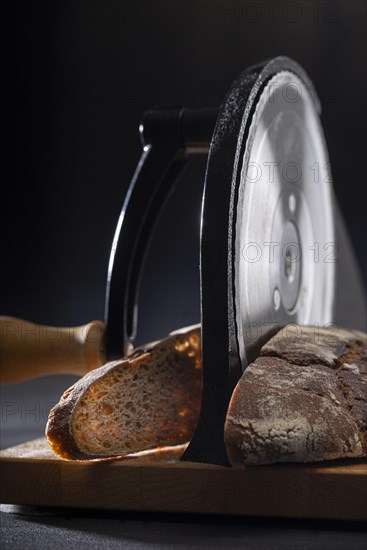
[0,317,106,383]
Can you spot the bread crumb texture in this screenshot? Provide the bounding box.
[225,325,367,465]
[46,327,201,460]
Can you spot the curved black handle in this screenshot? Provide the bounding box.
[104,107,217,359]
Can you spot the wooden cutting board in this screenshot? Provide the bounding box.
[1,438,366,521]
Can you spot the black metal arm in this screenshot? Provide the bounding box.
[104,107,218,359]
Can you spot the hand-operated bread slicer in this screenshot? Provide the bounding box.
[104,56,366,464]
[2,57,366,466]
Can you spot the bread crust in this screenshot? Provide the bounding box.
[225,325,367,465]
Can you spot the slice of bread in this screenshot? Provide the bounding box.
[46,325,201,460]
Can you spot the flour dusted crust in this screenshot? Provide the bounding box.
[225,325,367,465]
[46,325,201,460]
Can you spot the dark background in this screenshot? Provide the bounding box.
[1,0,367,448]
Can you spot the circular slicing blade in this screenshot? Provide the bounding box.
[234,71,335,367]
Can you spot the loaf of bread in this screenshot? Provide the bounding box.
[224,325,367,465]
[46,325,201,459]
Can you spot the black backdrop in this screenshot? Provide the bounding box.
[4,0,366,345]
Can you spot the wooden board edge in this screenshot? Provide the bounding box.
[1,447,366,521]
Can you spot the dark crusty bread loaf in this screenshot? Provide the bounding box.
[224,325,367,465]
[46,325,201,460]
